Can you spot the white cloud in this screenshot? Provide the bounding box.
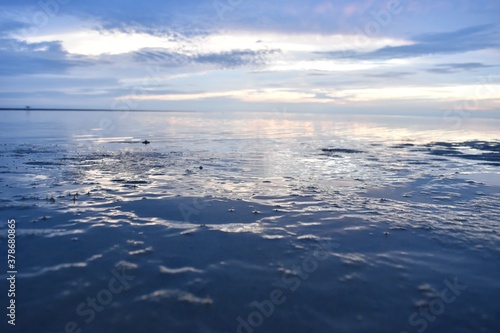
[116,83,500,106]
[21,30,178,56]
[200,31,411,53]
[117,88,331,103]
[338,84,500,102]
[17,25,412,57]
[266,60,380,72]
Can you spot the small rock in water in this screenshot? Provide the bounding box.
[228,208,235,212]
[252,210,261,214]
[142,140,150,145]
[199,166,203,170]
[49,196,56,204]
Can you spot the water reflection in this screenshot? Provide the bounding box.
[1,111,500,333]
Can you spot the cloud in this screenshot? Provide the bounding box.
[0,19,26,37]
[118,87,336,103]
[0,38,86,75]
[365,71,414,78]
[319,24,500,60]
[1,0,499,113]
[134,48,279,69]
[192,49,279,68]
[133,49,188,67]
[0,0,431,37]
[426,62,496,74]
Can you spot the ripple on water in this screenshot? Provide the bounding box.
[2,130,500,333]
[136,289,213,305]
[159,265,203,274]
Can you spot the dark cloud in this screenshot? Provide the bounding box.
[0,0,446,36]
[134,48,279,68]
[313,92,337,100]
[0,20,27,37]
[0,32,278,77]
[426,62,496,74]
[133,49,189,67]
[319,25,500,60]
[192,49,279,68]
[2,0,500,40]
[0,38,88,75]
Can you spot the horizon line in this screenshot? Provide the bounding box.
[0,108,195,112]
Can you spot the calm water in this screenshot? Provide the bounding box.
[0,110,499,333]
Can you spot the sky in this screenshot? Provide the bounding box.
[0,0,499,115]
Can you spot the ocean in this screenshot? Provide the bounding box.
[0,110,499,333]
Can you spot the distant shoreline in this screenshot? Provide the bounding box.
[1,108,499,120]
[0,108,194,112]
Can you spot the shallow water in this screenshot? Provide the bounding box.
[0,110,499,333]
